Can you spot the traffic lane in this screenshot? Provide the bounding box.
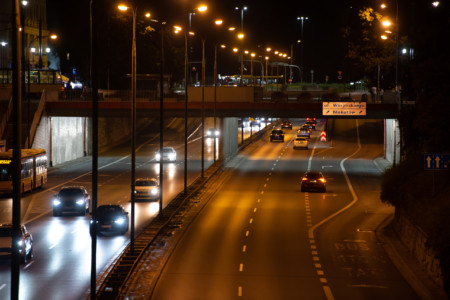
[314,158,419,300]
[151,132,307,299]
[311,119,418,299]
[238,148,326,299]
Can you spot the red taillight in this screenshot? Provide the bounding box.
[319,178,326,183]
[302,177,308,181]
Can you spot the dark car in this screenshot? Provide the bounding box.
[301,171,326,192]
[306,120,316,130]
[270,129,285,142]
[0,224,33,264]
[281,121,293,129]
[53,186,91,216]
[90,205,129,236]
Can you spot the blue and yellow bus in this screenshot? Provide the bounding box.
[0,149,47,194]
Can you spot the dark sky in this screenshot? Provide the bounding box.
[46,0,360,82]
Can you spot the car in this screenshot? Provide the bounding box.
[53,186,91,216]
[270,129,285,142]
[301,171,326,192]
[206,128,220,138]
[293,137,309,149]
[155,147,177,162]
[300,125,311,133]
[297,128,311,139]
[306,117,316,122]
[0,224,33,264]
[135,178,160,201]
[90,205,129,236]
[306,120,316,130]
[281,121,293,129]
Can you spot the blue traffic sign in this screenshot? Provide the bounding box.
[320,119,326,125]
[424,154,450,170]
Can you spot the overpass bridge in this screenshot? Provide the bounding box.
[1,87,401,167]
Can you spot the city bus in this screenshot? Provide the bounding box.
[0,149,48,194]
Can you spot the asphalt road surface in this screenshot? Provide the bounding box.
[150,118,419,300]
[1,117,271,300]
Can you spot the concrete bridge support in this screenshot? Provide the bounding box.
[385,118,401,165]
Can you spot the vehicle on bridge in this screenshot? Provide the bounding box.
[0,149,48,194]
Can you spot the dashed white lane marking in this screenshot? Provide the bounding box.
[0,284,6,291]
[320,278,328,283]
[317,270,324,275]
[263,184,267,188]
[23,261,34,269]
[239,263,244,272]
[245,231,250,237]
[260,191,264,195]
[249,218,253,224]
[49,243,58,250]
[257,199,261,203]
[238,286,243,297]
[253,208,257,213]
[242,245,247,252]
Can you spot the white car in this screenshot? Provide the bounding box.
[293,137,309,149]
[155,147,176,162]
[135,178,160,200]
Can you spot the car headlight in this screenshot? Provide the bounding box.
[17,240,23,247]
[53,199,61,206]
[151,189,158,195]
[215,130,220,136]
[169,153,176,160]
[114,217,126,225]
[156,153,161,160]
[76,199,84,205]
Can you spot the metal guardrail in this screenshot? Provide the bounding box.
[94,161,223,299]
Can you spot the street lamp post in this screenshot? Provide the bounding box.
[236,6,247,86]
[297,16,308,84]
[118,4,137,252]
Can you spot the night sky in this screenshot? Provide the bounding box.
[46,0,360,83]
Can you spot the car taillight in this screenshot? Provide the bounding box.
[302,177,308,181]
[319,178,326,183]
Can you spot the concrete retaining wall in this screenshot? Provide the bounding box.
[385,119,400,165]
[32,111,150,166]
[393,210,444,288]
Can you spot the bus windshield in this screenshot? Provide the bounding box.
[0,164,11,181]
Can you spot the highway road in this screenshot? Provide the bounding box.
[0,117,272,300]
[150,118,420,299]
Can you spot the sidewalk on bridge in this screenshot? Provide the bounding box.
[373,156,448,300]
